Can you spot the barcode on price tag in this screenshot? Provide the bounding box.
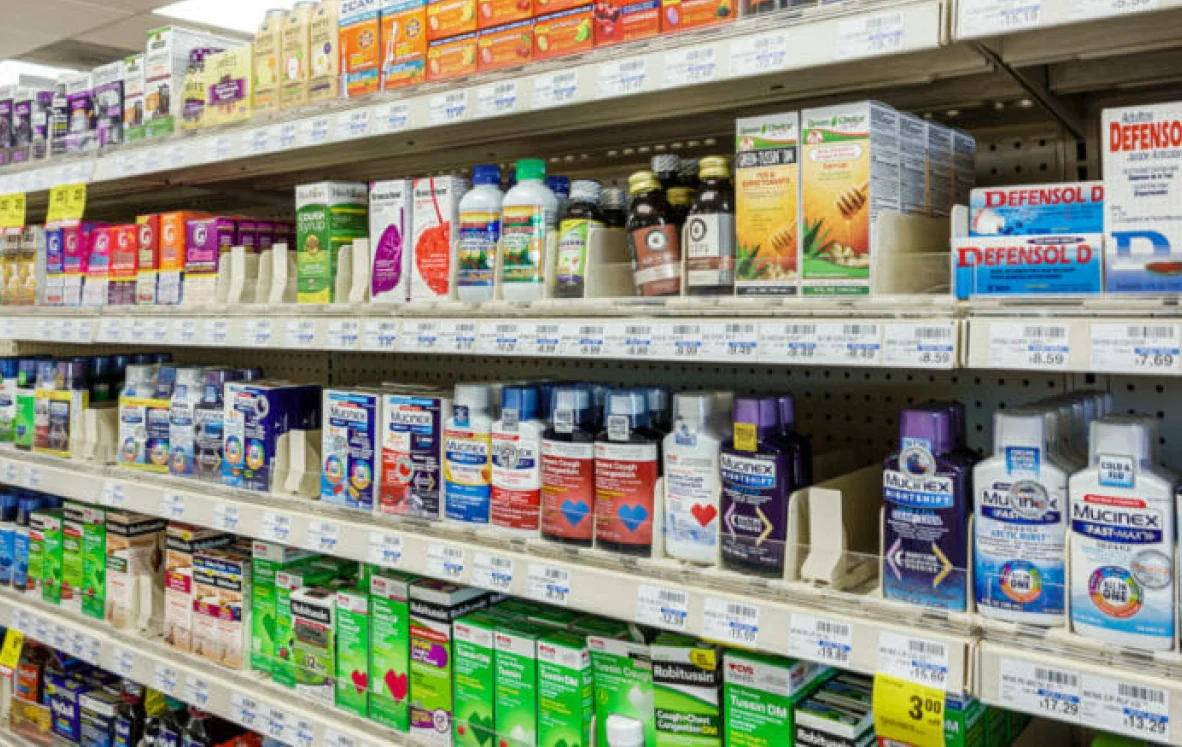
[427,543,466,578]
[606,323,654,357]
[988,323,1071,370]
[373,102,410,134]
[957,0,1042,37]
[788,613,853,667]
[701,597,760,645]
[479,322,522,354]
[878,632,948,690]
[664,47,716,87]
[294,718,317,747]
[430,91,469,125]
[818,323,881,363]
[159,493,186,520]
[530,323,562,356]
[527,563,571,605]
[1080,673,1169,740]
[184,676,211,707]
[246,318,273,345]
[101,481,125,508]
[472,552,514,592]
[172,319,198,345]
[477,81,518,118]
[286,319,317,347]
[533,71,578,109]
[656,323,703,359]
[998,657,1080,720]
[328,320,361,349]
[402,320,440,352]
[230,694,259,729]
[362,320,399,351]
[1072,0,1156,18]
[442,321,478,354]
[597,59,646,98]
[113,647,135,676]
[368,531,403,567]
[336,109,372,139]
[762,322,818,363]
[562,324,605,356]
[1090,323,1180,373]
[635,584,689,631]
[203,319,229,345]
[261,511,292,543]
[728,32,787,76]
[308,520,339,553]
[325,729,357,747]
[264,707,289,740]
[300,116,332,146]
[152,664,179,696]
[883,323,956,368]
[836,11,904,60]
[213,503,240,532]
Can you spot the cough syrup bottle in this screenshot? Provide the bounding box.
[776,395,812,489]
[444,384,495,526]
[594,389,662,556]
[882,405,970,611]
[1070,416,1176,650]
[491,385,545,538]
[974,409,1069,627]
[663,393,723,565]
[541,386,597,546]
[720,396,792,577]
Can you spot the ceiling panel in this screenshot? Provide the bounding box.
[4,0,133,40]
[0,29,63,61]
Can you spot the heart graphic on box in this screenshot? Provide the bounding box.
[385,670,408,700]
[561,499,590,526]
[351,670,367,693]
[617,503,649,532]
[691,504,717,527]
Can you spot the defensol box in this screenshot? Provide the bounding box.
[969,182,1104,236]
[952,234,1103,298]
[1103,102,1182,292]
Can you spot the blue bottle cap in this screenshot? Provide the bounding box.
[472,164,502,186]
[546,175,570,197]
[152,352,173,363]
[0,358,17,379]
[501,385,539,422]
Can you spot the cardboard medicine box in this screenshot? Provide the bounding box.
[381,0,429,90]
[296,181,368,304]
[735,112,800,296]
[341,0,382,97]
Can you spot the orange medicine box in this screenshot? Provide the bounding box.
[380,0,428,89]
[477,19,532,70]
[426,0,477,41]
[593,0,660,46]
[159,211,207,273]
[427,32,478,79]
[660,0,733,31]
[478,0,531,29]
[534,0,586,16]
[534,5,592,59]
[340,0,382,97]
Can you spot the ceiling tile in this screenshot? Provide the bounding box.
[0,28,61,61]
[4,0,133,40]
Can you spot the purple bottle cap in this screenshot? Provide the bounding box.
[899,406,952,455]
[777,395,795,429]
[733,395,779,435]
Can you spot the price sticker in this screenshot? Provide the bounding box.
[441,320,478,354]
[300,116,333,146]
[401,320,441,352]
[213,503,240,532]
[427,543,466,579]
[243,128,270,155]
[307,520,339,553]
[883,323,956,368]
[172,318,199,345]
[837,11,904,60]
[664,46,717,87]
[205,135,234,163]
[561,323,605,356]
[203,318,229,345]
[362,319,399,351]
[477,81,518,118]
[998,658,1080,721]
[101,481,125,508]
[429,91,469,125]
[39,318,62,343]
[159,492,186,520]
[184,675,211,707]
[472,552,514,592]
[261,511,293,543]
[533,71,578,109]
[368,531,403,568]
[47,182,87,225]
[373,102,410,134]
[956,0,1041,37]
[50,622,68,650]
[598,59,647,98]
[728,32,787,77]
[1072,0,1155,17]
[1090,323,1180,373]
[294,719,317,747]
[478,322,522,354]
[125,317,147,344]
[112,647,136,676]
[527,563,571,605]
[528,323,562,356]
[761,322,818,363]
[231,693,259,729]
[0,193,26,229]
[654,323,704,359]
[702,597,760,646]
[263,707,289,740]
[246,318,273,345]
[0,317,15,339]
[152,664,179,696]
[877,632,948,690]
[327,319,361,349]
[286,319,317,347]
[635,584,689,631]
[817,322,881,364]
[0,629,24,676]
[146,318,169,344]
[22,466,39,490]
[698,322,756,360]
[988,323,1071,370]
[788,613,853,667]
[324,729,357,747]
[277,122,299,149]
[1081,674,1169,741]
[605,323,654,358]
[873,672,945,747]
[335,109,372,140]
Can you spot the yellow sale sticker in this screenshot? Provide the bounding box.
[47,183,87,226]
[0,628,25,676]
[873,672,946,747]
[0,193,26,229]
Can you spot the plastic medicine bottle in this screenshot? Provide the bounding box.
[491,385,546,538]
[664,392,723,565]
[444,384,495,526]
[594,389,662,556]
[457,164,503,303]
[500,158,558,301]
[541,386,597,546]
[554,180,605,299]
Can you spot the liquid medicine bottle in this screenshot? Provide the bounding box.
[663,392,723,565]
[491,385,545,538]
[456,164,503,303]
[444,384,494,526]
[500,158,558,302]
[627,171,681,297]
[594,389,662,556]
[541,386,597,547]
[684,156,735,296]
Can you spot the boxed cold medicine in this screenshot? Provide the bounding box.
[412,176,467,301]
[322,388,382,511]
[143,26,242,138]
[454,609,506,747]
[280,3,314,108]
[1103,102,1182,292]
[588,634,657,747]
[92,60,124,148]
[494,619,549,747]
[192,546,251,669]
[250,540,316,673]
[104,511,167,632]
[292,585,339,704]
[164,523,233,652]
[223,381,322,492]
[296,182,369,303]
[341,0,382,97]
[970,182,1105,236]
[123,54,146,142]
[370,179,413,302]
[735,112,800,297]
[309,1,340,102]
[537,629,595,747]
[652,634,723,747]
[722,650,827,747]
[800,100,901,296]
[370,569,420,731]
[203,47,253,127]
[253,9,285,113]
[380,390,450,520]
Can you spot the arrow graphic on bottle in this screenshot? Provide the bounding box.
[887,538,903,579]
[931,542,953,586]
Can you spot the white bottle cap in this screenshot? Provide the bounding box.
[993,409,1046,452]
[454,383,491,411]
[673,392,715,424]
[1089,416,1153,466]
[605,714,645,747]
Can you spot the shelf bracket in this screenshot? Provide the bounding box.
[971,42,1087,142]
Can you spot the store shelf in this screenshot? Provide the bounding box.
[0,589,397,747]
[0,448,973,694]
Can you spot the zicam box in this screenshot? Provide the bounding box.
[428,0,478,40]
[953,234,1103,298]
[594,0,660,45]
[297,182,368,303]
[1103,102,1182,292]
[723,650,826,747]
[969,182,1104,236]
[371,569,419,731]
[479,0,531,27]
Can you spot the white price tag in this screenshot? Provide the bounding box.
[635,584,689,631]
[246,318,273,345]
[533,71,578,109]
[441,320,478,354]
[836,11,904,60]
[427,543,466,579]
[561,323,605,356]
[478,322,522,354]
[957,0,1041,37]
[207,135,234,162]
[112,647,136,676]
[1081,673,1169,741]
[243,128,270,155]
[286,319,318,347]
[203,318,229,345]
[277,122,299,149]
[307,520,339,553]
[300,116,333,146]
[327,319,361,349]
[39,318,61,341]
[702,597,760,646]
[22,466,39,490]
[988,323,1071,370]
[159,492,186,520]
[528,323,562,356]
[430,91,469,125]
[604,322,654,358]
[998,657,1080,721]
[166,143,188,168]
[294,718,317,747]
[788,613,853,667]
[664,46,717,87]
[883,322,956,368]
[98,316,123,342]
[230,693,259,729]
[324,729,357,747]
[152,663,179,696]
[336,109,372,140]
[373,102,410,134]
[526,563,571,605]
[728,32,787,77]
[172,318,199,345]
[761,322,819,363]
[477,81,518,118]
[1090,323,1180,373]
[147,318,169,343]
[51,622,68,650]
[368,531,403,568]
[471,552,514,592]
[0,317,15,339]
[701,322,757,360]
[101,481,125,508]
[1072,0,1155,17]
[878,631,948,690]
[213,503,240,532]
[401,320,441,352]
[597,59,647,98]
[125,317,146,343]
[184,675,211,707]
[817,322,881,364]
[362,320,399,351]
[651,323,699,359]
[264,707,289,740]
[261,511,293,543]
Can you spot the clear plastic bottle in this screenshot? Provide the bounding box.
[491,385,545,538]
[664,393,723,564]
[594,389,662,556]
[554,180,604,299]
[541,386,597,546]
[444,384,495,526]
[457,164,503,303]
[500,158,558,301]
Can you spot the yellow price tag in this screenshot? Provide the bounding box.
[872,672,945,747]
[46,182,87,226]
[0,193,26,230]
[733,422,757,452]
[0,628,24,676]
